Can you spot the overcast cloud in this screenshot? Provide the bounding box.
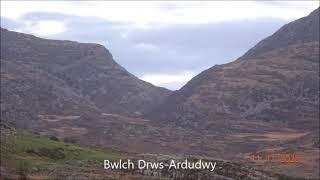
[1,1,318,90]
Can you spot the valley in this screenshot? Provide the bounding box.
[1,7,319,180]
[28,111,319,178]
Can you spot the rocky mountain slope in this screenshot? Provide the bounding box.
[1,28,170,128]
[149,8,319,130]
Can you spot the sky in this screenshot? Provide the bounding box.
[1,1,319,90]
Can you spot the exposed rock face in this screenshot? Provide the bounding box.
[1,28,170,128]
[149,8,319,129]
[0,123,16,141]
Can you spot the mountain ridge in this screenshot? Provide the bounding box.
[1,27,170,128]
[148,8,319,129]
[240,8,319,60]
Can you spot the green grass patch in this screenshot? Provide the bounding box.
[1,130,122,172]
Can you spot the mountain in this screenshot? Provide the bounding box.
[240,8,319,60]
[148,8,319,130]
[0,28,170,128]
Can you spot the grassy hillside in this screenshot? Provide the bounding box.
[1,129,122,179]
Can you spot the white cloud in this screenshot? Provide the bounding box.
[14,20,66,37]
[1,1,318,28]
[120,32,129,39]
[134,43,157,51]
[140,71,196,90]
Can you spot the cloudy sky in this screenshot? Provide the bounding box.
[1,1,318,90]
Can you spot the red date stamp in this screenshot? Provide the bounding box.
[249,152,303,163]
